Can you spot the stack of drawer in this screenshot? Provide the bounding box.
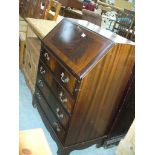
[33,43,76,143]
[23,37,41,94]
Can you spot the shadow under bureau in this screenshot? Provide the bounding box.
[32,18,135,155]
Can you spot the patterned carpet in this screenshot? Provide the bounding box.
[19,71,116,155]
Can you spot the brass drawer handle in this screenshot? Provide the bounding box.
[44,52,50,61]
[38,79,44,87]
[53,122,61,132]
[40,66,46,74]
[56,108,64,119]
[59,91,67,104]
[60,72,69,83]
[36,92,41,100]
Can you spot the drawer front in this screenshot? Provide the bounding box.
[34,87,66,141]
[36,74,70,129]
[26,44,40,66]
[24,49,38,86]
[40,46,76,95]
[38,60,74,114]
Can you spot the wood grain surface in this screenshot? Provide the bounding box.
[65,44,135,145]
[19,128,52,155]
[32,18,135,154]
[43,19,114,78]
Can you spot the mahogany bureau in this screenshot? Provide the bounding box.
[32,18,135,155]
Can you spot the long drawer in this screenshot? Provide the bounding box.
[40,45,77,96]
[34,87,66,142]
[38,60,74,115]
[36,73,70,130]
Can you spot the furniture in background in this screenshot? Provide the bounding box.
[57,0,83,19]
[19,0,31,18]
[97,0,124,13]
[19,0,50,19]
[32,18,135,155]
[111,10,135,41]
[101,11,117,30]
[129,26,135,42]
[19,0,48,70]
[82,9,102,26]
[21,17,63,93]
[44,0,62,21]
[22,38,41,94]
[58,0,83,10]
[97,4,112,15]
[62,8,83,19]
[19,128,53,155]
[33,0,49,19]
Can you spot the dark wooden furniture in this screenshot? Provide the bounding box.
[111,11,135,41]
[19,0,32,18]
[19,0,49,19]
[82,9,102,26]
[32,18,135,155]
[58,0,83,10]
[102,68,135,147]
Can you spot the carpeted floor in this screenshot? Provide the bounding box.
[19,71,116,155]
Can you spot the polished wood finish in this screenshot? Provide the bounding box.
[38,60,74,114]
[102,68,135,147]
[65,44,135,145]
[33,92,66,142]
[32,18,135,154]
[40,45,77,95]
[43,19,114,78]
[36,73,70,129]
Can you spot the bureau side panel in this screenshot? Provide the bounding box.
[65,44,135,146]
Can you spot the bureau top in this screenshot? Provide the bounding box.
[42,18,133,79]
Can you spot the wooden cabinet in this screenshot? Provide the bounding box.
[32,18,135,155]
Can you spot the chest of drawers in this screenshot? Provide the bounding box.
[32,18,135,155]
